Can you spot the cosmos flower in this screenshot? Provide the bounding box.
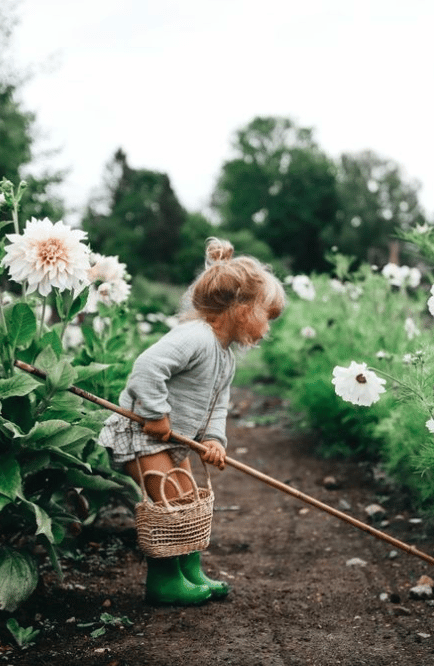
[1,217,91,296]
[382,263,421,289]
[291,275,316,301]
[332,361,386,406]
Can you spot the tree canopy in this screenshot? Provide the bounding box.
[81,149,187,282]
[211,116,340,273]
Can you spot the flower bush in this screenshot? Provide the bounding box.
[260,245,434,510]
[0,179,179,615]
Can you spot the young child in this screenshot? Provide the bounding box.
[98,237,286,605]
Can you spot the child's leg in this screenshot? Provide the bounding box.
[124,451,193,501]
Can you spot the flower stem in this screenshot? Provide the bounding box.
[369,366,429,409]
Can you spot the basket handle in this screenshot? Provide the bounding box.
[159,467,201,510]
[136,465,183,502]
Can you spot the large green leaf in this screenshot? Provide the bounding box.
[0,454,23,499]
[0,374,40,399]
[0,548,38,612]
[6,303,37,349]
[66,468,123,491]
[45,360,77,393]
[22,420,93,450]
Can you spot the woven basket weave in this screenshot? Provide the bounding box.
[135,466,214,558]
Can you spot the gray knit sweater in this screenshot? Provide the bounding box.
[119,319,236,446]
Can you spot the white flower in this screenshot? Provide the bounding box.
[404,317,420,340]
[405,267,422,289]
[382,263,404,287]
[1,217,91,297]
[376,350,388,359]
[63,323,85,349]
[402,353,413,364]
[85,253,131,311]
[382,263,421,289]
[426,418,434,434]
[0,193,6,206]
[292,275,316,301]
[332,361,386,406]
[415,223,431,234]
[329,279,346,294]
[427,295,434,317]
[301,326,316,339]
[346,284,363,301]
[88,253,129,284]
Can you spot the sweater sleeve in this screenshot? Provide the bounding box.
[203,353,236,448]
[122,325,202,419]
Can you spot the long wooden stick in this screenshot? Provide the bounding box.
[14,359,434,566]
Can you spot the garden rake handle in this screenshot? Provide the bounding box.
[14,359,434,566]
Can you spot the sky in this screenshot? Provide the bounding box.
[9,0,434,225]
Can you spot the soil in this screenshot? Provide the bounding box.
[2,387,434,666]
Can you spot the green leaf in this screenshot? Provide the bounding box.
[7,303,37,349]
[22,421,93,450]
[74,363,110,382]
[0,415,24,439]
[0,494,12,511]
[0,454,23,499]
[45,360,77,393]
[40,330,63,358]
[0,548,38,612]
[20,499,54,542]
[90,626,107,638]
[66,468,123,491]
[0,374,41,399]
[35,344,60,371]
[69,287,89,320]
[6,618,40,647]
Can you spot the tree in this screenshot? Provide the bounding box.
[211,116,340,273]
[81,149,187,281]
[324,151,428,266]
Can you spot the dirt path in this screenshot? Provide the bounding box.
[2,388,434,665]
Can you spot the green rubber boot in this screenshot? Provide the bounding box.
[145,556,212,606]
[179,551,231,599]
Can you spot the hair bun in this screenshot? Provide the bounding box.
[205,237,234,267]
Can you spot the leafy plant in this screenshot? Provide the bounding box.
[6,618,40,648]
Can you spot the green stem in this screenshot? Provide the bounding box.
[0,302,14,377]
[369,366,429,409]
[38,297,47,340]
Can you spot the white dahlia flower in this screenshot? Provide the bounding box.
[332,361,386,406]
[292,275,316,301]
[426,418,434,434]
[86,253,131,311]
[1,217,91,296]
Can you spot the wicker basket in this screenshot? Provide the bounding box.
[135,466,214,558]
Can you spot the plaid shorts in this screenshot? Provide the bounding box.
[98,413,190,468]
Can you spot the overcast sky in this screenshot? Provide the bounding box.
[11,0,434,224]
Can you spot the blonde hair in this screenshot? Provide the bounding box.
[181,238,286,342]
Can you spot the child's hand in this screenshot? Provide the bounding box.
[201,440,226,470]
[143,416,172,442]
